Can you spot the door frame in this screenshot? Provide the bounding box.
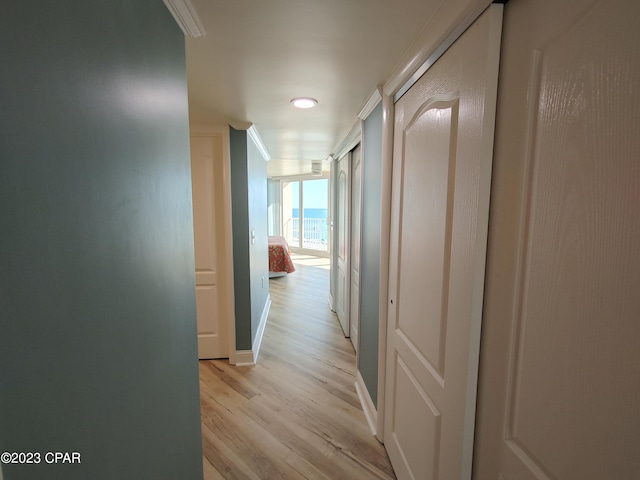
[273,174,331,258]
[376,0,497,442]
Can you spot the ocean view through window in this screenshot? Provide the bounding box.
[283,179,329,252]
[292,208,329,250]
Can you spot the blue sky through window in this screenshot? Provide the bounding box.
[303,179,328,209]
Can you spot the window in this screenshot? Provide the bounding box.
[282,178,328,252]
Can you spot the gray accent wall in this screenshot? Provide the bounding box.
[229,128,269,350]
[359,103,384,406]
[230,129,253,350]
[0,2,203,479]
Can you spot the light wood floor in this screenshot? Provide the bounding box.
[199,253,396,480]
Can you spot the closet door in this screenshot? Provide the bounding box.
[384,6,502,479]
[335,152,350,337]
[475,0,640,478]
[191,134,229,359]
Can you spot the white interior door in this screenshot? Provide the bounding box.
[191,134,229,359]
[336,152,350,337]
[384,6,502,480]
[350,145,362,351]
[474,0,640,478]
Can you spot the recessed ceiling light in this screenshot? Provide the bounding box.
[291,97,318,109]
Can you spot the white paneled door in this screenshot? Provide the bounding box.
[191,134,229,360]
[475,0,640,478]
[384,6,502,480]
[335,152,350,337]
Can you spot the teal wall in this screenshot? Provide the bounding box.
[230,129,253,350]
[229,128,269,350]
[0,2,203,479]
[359,103,384,406]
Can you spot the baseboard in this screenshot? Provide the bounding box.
[328,293,335,312]
[234,350,254,366]
[234,295,271,366]
[355,370,377,436]
[253,295,271,363]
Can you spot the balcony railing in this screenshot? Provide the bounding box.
[287,217,328,251]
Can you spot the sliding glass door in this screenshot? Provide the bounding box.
[282,178,329,253]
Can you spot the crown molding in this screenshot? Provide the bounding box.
[163,0,206,38]
[247,125,271,162]
[229,121,252,130]
[228,123,271,161]
[358,87,383,120]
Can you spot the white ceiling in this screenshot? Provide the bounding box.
[185,0,445,177]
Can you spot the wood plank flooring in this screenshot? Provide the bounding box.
[199,254,396,480]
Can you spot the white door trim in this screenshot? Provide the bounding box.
[376,91,395,442]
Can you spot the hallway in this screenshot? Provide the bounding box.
[199,254,395,479]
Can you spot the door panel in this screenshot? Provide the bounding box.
[393,355,441,480]
[384,6,502,480]
[336,153,350,336]
[475,0,640,479]
[350,145,362,350]
[397,99,458,380]
[191,135,229,359]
